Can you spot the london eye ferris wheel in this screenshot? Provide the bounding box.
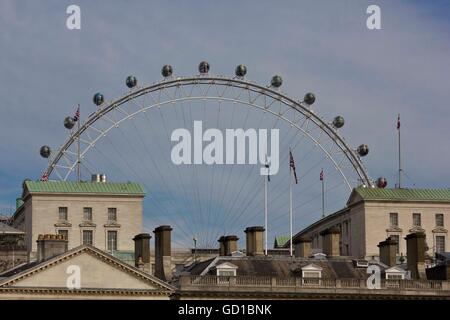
[38,61,384,249]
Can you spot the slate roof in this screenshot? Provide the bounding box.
[0,222,24,235]
[186,256,373,279]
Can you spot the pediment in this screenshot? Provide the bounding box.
[409,226,425,233]
[385,266,406,274]
[215,262,238,270]
[0,246,174,293]
[302,263,323,271]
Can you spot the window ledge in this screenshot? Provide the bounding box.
[79,222,96,227]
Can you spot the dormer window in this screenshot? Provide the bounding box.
[301,264,323,285]
[384,266,407,287]
[215,262,238,277]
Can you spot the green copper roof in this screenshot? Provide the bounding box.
[354,187,450,202]
[274,235,290,247]
[24,181,145,196]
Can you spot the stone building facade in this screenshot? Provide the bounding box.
[288,188,450,261]
[11,180,145,259]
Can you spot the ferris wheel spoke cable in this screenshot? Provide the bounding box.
[204,100,224,248]
[136,100,202,238]
[89,138,191,240]
[207,104,252,234]
[112,120,196,241]
[146,106,199,239]
[234,152,333,234]
[270,180,345,234]
[185,100,208,245]
[223,121,309,232]
[225,128,315,230]
[105,135,193,240]
[212,104,262,235]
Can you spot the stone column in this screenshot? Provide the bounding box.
[224,235,239,256]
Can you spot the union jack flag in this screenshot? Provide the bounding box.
[289,149,298,184]
[73,105,80,122]
[40,172,49,181]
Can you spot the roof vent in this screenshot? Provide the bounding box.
[91,174,107,183]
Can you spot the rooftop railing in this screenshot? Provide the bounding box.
[178,275,450,294]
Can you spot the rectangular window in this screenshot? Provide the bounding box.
[107,231,117,251]
[436,236,445,253]
[83,207,92,221]
[390,235,400,254]
[389,213,398,226]
[108,208,117,222]
[413,213,421,227]
[218,270,235,277]
[58,207,68,221]
[387,274,403,280]
[82,230,93,245]
[58,229,68,240]
[436,214,444,227]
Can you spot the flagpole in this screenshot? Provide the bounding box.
[321,169,325,218]
[77,104,81,182]
[289,166,293,257]
[264,172,268,256]
[397,113,402,188]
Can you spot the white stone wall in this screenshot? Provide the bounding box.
[297,200,449,260]
[364,201,449,258]
[25,194,143,257]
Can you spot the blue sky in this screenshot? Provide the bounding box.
[0,0,449,246]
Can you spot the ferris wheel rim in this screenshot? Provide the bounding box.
[44,75,373,188]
